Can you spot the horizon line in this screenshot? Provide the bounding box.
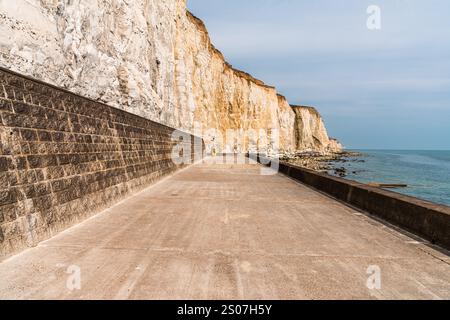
[345,148,450,151]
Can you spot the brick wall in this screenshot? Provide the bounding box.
[0,68,204,260]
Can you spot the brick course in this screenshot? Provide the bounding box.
[0,68,204,259]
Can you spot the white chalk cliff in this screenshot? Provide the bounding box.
[0,0,341,153]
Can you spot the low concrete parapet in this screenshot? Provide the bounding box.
[251,154,450,251]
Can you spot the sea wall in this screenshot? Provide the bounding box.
[0,68,203,260]
[0,0,340,153]
[253,155,450,250]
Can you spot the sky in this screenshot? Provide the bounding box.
[187,0,450,150]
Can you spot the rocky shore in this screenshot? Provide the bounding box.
[280,151,365,177]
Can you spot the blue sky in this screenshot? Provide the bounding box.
[187,0,450,150]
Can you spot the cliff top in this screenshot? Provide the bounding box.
[186,11,325,121]
[290,104,321,117]
[186,11,276,90]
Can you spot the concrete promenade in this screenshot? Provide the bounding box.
[0,156,449,299]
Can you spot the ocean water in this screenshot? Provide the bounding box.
[332,150,450,207]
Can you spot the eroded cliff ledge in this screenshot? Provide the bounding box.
[0,0,341,153]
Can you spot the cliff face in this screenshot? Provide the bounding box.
[0,0,341,153]
[291,105,342,152]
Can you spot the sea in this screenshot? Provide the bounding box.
[330,150,450,207]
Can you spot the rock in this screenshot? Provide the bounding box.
[334,167,347,177]
[0,0,342,154]
[281,150,365,177]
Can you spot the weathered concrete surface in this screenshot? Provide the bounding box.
[0,156,449,300]
[255,155,450,250]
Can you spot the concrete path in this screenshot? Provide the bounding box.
[0,156,449,300]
